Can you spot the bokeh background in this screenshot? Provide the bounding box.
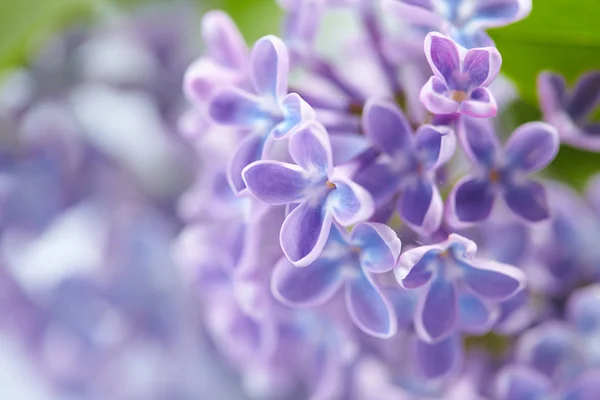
[0,0,598,399]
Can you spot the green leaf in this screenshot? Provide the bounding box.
[217,0,282,43]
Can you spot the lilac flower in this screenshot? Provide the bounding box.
[243,121,373,266]
[383,0,532,48]
[272,222,402,338]
[420,32,502,117]
[538,71,600,151]
[495,365,600,400]
[447,117,559,226]
[208,35,316,193]
[354,99,455,234]
[568,285,600,366]
[396,233,526,342]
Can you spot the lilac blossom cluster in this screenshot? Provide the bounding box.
[179,0,600,399]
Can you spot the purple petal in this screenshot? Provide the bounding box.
[414,335,462,380]
[271,256,343,307]
[282,0,324,50]
[289,121,332,175]
[362,99,412,156]
[415,276,457,342]
[242,161,310,205]
[228,134,264,194]
[449,176,495,225]
[327,174,374,226]
[382,0,443,29]
[538,71,567,117]
[470,0,532,29]
[346,271,397,338]
[209,87,262,125]
[184,58,241,103]
[350,222,402,273]
[460,259,526,301]
[251,35,289,99]
[398,248,437,289]
[495,366,551,400]
[424,32,461,84]
[420,76,460,115]
[558,370,600,400]
[272,93,316,139]
[567,285,600,334]
[458,87,497,118]
[202,10,247,69]
[567,71,600,120]
[459,116,501,167]
[414,125,456,169]
[458,292,499,335]
[398,179,443,234]
[280,195,333,267]
[462,47,502,88]
[505,122,559,173]
[503,179,551,222]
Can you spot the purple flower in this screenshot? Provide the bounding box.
[447,117,559,226]
[272,222,401,338]
[567,285,600,365]
[538,71,600,151]
[420,32,502,118]
[396,233,526,342]
[355,99,455,234]
[242,121,374,266]
[383,0,532,48]
[208,35,316,193]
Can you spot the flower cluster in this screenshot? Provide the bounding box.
[179,0,600,398]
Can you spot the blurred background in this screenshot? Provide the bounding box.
[0,0,598,399]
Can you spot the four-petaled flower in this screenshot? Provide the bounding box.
[242,121,374,267]
[356,99,455,234]
[447,117,559,225]
[420,32,502,118]
[209,35,316,193]
[395,233,526,343]
[272,222,402,338]
[538,71,600,151]
[383,0,532,48]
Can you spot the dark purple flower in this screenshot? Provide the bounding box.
[272,222,401,338]
[243,121,373,266]
[356,99,455,234]
[396,233,526,342]
[383,0,531,48]
[538,71,600,151]
[447,117,559,225]
[420,32,502,117]
[208,35,316,194]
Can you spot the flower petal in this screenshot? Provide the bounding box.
[362,99,412,156]
[209,87,263,125]
[251,35,289,99]
[271,256,343,307]
[350,222,402,274]
[505,122,559,173]
[228,134,264,194]
[462,47,502,88]
[458,292,499,335]
[415,276,457,343]
[202,10,247,69]
[327,174,374,226]
[382,0,443,30]
[503,179,551,222]
[567,285,600,335]
[558,370,600,400]
[280,195,333,267]
[272,93,316,139]
[460,259,526,301]
[414,335,462,380]
[242,160,311,205]
[495,366,552,400]
[346,270,397,338]
[537,71,567,118]
[458,116,501,167]
[448,176,495,225]
[566,71,600,120]
[414,125,456,170]
[398,179,443,235]
[420,76,460,115]
[470,0,532,29]
[424,32,461,84]
[289,121,332,175]
[398,249,436,289]
[458,87,497,118]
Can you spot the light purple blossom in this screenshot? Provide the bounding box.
[420,32,502,117]
[447,117,559,225]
